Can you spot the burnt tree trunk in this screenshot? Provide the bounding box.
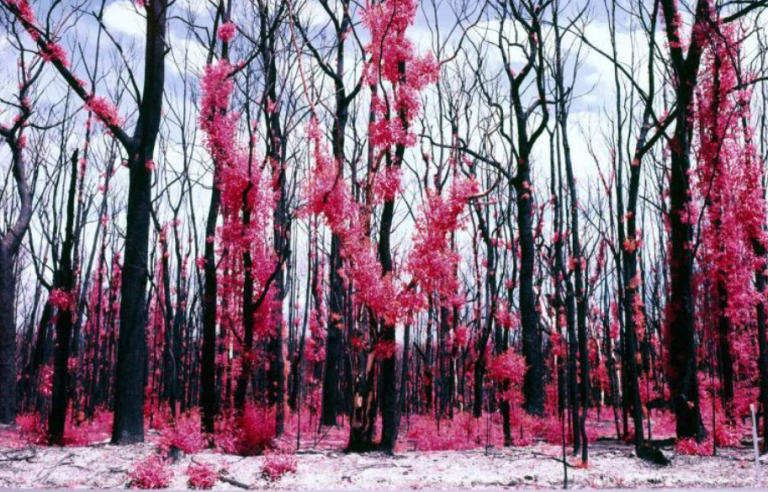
[660,0,709,441]
[234,206,256,413]
[0,78,34,426]
[377,195,399,454]
[260,0,288,435]
[503,3,549,415]
[48,152,79,445]
[516,146,544,415]
[554,25,590,458]
[319,1,353,427]
[112,0,168,444]
[200,2,233,434]
[201,177,221,432]
[755,238,768,450]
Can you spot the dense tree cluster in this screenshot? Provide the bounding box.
[2,0,768,466]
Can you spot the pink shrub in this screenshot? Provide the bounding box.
[187,462,218,490]
[530,414,569,445]
[16,413,46,445]
[649,410,678,439]
[675,438,714,456]
[158,413,204,454]
[261,453,297,482]
[16,409,113,447]
[404,413,482,451]
[215,406,275,456]
[715,424,741,448]
[128,456,173,489]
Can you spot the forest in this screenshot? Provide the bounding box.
[2,0,768,488]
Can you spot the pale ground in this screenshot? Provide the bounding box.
[0,438,762,490]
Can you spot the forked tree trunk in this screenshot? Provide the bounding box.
[0,94,33,426]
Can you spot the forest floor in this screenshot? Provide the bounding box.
[0,436,762,490]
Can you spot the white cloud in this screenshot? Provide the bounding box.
[103,0,146,38]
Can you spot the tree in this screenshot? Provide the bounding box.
[1,0,170,443]
[0,38,42,425]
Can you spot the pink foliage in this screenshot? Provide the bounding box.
[49,288,74,310]
[494,301,520,330]
[409,178,478,308]
[16,413,46,445]
[16,408,113,447]
[218,21,237,42]
[199,61,236,168]
[40,42,70,67]
[715,423,741,448]
[128,456,173,489]
[303,118,397,321]
[693,15,766,332]
[215,406,276,456]
[261,453,297,481]
[86,95,123,129]
[487,350,526,405]
[362,0,439,151]
[303,0,443,331]
[63,409,113,446]
[158,412,205,454]
[186,462,218,490]
[404,413,484,451]
[675,438,714,456]
[198,57,279,388]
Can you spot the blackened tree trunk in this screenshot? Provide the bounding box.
[322,234,344,425]
[563,132,589,464]
[717,281,734,413]
[234,185,284,413]
[3,0,169,444]
[517,149,544,415]
[158,223,177,417]
[666,122,705,440]
[0,77,35,425]
[608,0,661,451]
[357,58,407,454]
[660,0,709,441]
[400,323,411,416]
[0,248,19,425]
[308,0,356,427]
[493,295,513,445]
[553,11,589,459]
[348,350,378,452]
[377,195,399,454]
[472,208,501,425]
[755,238,768,450]
[201,176,221,433]
[707,50,734,419]
[259,0,288,435]
[200,2,234,434]
[112,0,168,444]
[48,151,79,445]
[497,0,550,415]
[439,306,454,417]
[234,222,256,413]
[565,277,580,450]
